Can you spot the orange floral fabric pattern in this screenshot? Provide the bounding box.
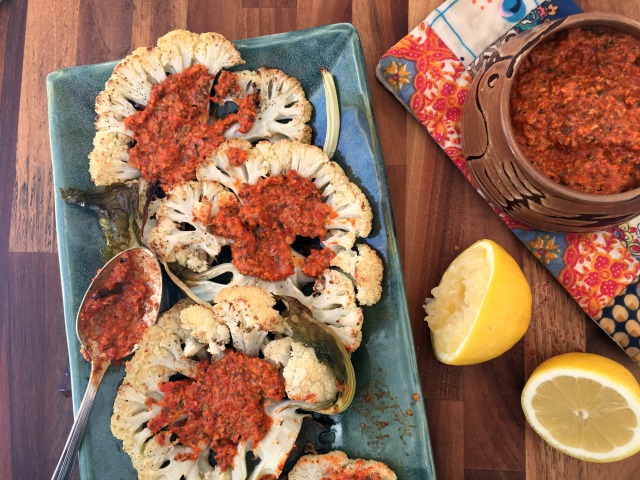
[561,233,640,317]
[382,23,473,178]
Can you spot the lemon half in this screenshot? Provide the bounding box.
[522,352,640,462]
[424,239,532,365]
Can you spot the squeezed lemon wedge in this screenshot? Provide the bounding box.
[424,239,532,365]
[522,352,640,462]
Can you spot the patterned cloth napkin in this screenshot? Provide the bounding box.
[377,0,640,362]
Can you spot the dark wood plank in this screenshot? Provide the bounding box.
[187,0,242,40]
[9,0,83,254]
[131,0,188,48]
[464,470,525,480]
[0,0,28,473]
[75,0,133,65]
[8,253,74,479]
[463,347,525,472]
[243,0,296,7]
[427,400,464,480]
[295,0,352,28]
[241,7,297,37]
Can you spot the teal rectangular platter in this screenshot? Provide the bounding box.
[47,23,436,479]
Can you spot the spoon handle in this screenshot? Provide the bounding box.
[51,359,110,480]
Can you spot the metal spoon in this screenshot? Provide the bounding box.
[52,247,162,480]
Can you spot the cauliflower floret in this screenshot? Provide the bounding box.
[186,265,365,353]
[196,138,268,194]
[88,131,140,186]
[222,68,312,143]
[283,341,339,405]
[112,298,304,480]
[250,403,306,480]
[331,243,383,306]
[213,285,284,356]
[104,46,167,110]
[124,301,198,393]
[264,338,338,405]
[324,181,373,239]
[310,269,364,353]
[149,180,230,272]
[263,336,295,367]
[289,451,397,480]
[138,437,223,480]
[90,30,243,187]
[158,30,243,75]
[323,229,357,255]
[179,304,230,356]
[111,383,163,471]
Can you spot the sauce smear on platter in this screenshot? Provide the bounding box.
[510,27,640,194]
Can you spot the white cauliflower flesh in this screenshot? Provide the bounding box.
[179,304,230,356]
[196,138,267,194]
[262,336,295,367]
[331,243,384,306]
[220,68,313,143]
[112,296,306,480]
[90,31,244,186]
[149,180,230,273]
[158,30,244,75]
[213,285,284,356]
[283,342,338,405]
[289,451,397,480]
[271,340,339,405]
[310,269,364,353]
[186,264,366,353]
[249,403,305,480]
[88,131,139,186]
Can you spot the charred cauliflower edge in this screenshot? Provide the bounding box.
[112,286,340,480]
[149,138,383,352]
[288,450,397,480]
[89,30,313,187]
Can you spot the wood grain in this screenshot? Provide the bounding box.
[9,0,80,254]
[0,0,28,476]
[2,0,640,479]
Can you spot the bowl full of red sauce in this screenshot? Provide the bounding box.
[462,12,640,232]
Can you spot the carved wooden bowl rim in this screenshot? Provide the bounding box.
[501,12,640,204]
[462,12,640,231]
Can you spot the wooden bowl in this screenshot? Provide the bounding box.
[461,12,640,232]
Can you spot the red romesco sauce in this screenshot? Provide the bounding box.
[510,27,640,194]
[209,170,335,281]
[78,251,154,362]
[302,247,336,278]
[125,65,258,187]
[325,463,384,480]
[147,351,285,471]
[227,146,249,166]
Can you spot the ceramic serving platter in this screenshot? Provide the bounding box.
[47,23,436,479]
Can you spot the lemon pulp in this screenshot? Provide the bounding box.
[522,353,640,462]
[424,239,531,365]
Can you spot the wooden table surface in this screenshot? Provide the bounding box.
[1,0,640,478]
